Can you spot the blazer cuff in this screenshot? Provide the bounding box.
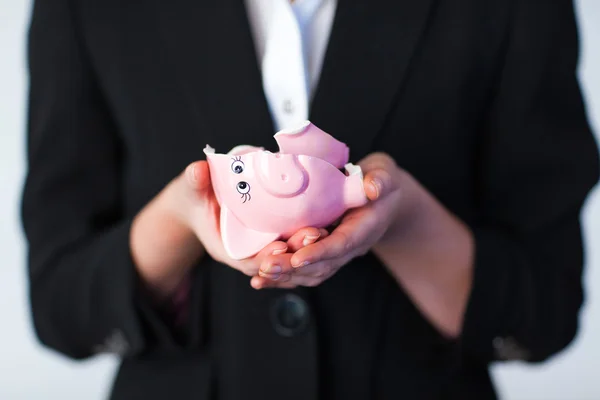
[459,227,525,363]
[76,220,198,357]
[135,271,193,348]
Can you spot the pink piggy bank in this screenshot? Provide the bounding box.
[203,120,368,260]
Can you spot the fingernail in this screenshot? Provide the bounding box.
[302,234,320,247]
[262,264,282,274]
[272,247,287,256]
[292,260,311,268]
[259,270,281,280]
[370,179,382,198]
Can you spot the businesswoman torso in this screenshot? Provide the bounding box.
[22,0,599,399]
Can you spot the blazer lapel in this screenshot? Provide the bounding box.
[310,0,436,161]
[152,0,276,150]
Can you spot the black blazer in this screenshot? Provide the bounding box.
[22,0,599,399]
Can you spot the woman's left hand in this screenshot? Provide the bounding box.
[250,152,407,289]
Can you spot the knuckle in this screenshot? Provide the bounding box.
[337,231,353,253]
[344,240,354,252]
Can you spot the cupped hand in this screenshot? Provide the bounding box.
[251,152,409,289]
[170,160,329,278]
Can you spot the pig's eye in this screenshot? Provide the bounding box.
[236,181,250,194]
[231,160,244,174]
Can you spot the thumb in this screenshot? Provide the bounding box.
[185,161,212,195]
[363,167,397,201]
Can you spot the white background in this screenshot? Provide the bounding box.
[1,1,599,399]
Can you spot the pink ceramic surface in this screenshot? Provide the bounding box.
[204,120,368,260]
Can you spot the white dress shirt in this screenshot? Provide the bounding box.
[244,0,337,132]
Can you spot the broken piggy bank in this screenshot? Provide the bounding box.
[203,120,368,260]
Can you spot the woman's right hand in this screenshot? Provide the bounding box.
[130,161,324,300]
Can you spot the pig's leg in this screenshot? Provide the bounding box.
[343,163,368,209]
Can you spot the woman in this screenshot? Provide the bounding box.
[22,0,599,399]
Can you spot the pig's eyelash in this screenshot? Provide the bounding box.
[241,193,251,203]
[231,157,245,174]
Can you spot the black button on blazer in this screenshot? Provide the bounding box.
[21,0,599,399]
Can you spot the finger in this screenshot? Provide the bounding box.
[268,253,354,288]
[255,241,289,258]
[289,232,347,268]
[258,272,293,284]
[235,241,289,276]
[258,252,293,278]
[250,275,297,290]
[358,154,407,202]
[290,213,375,267]
[285,260,332,278]
[185,161,212,193]
[270,264,334,288]
[286,227,329,252]
[363,167,395,201]
[286,227,321,252]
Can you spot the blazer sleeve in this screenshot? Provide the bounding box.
[21,0,196,360]
[459,0,600,364]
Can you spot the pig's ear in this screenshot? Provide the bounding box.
[274,120,349,168]
[220,206,279,260]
